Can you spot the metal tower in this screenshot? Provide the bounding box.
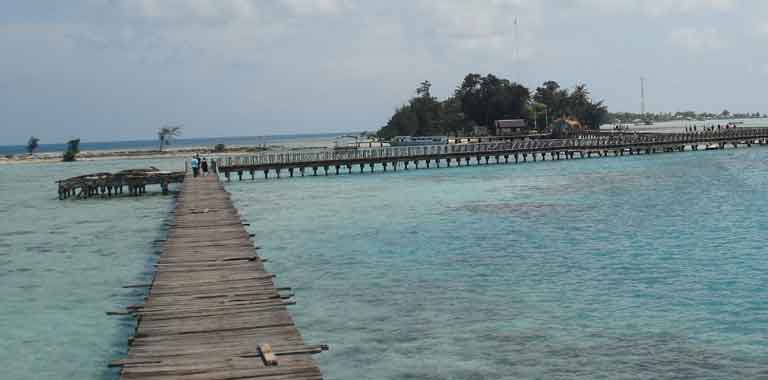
[640,77,646,116]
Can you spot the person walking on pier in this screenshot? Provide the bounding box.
[190,156,200,177]
[201,158,209,176]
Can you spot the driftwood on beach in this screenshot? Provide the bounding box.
[57,167,185,200]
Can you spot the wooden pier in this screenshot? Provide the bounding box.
[112,174,326,379]
[216,128,768,180]
[58,168,185,199]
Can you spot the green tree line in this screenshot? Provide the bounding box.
[377,74,609,138]
[610,111,766,123]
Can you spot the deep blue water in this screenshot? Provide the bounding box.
[227,147,768,379]
[0,132,347,155]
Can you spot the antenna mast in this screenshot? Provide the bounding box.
[514,17,519,82]
[640,77,646,116]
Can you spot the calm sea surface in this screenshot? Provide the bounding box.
[0,158,182,379]
[0,132,345,155]
[1,147,768,379]
[227,146,768,379]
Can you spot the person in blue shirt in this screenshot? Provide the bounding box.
[190,156,200,177]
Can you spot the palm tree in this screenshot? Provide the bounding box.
[62,139,80,162]
[26,136,40,154]
[158,125,182,151]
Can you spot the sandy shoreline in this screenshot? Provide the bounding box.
[0,145,326,165]
[0,143,332,165]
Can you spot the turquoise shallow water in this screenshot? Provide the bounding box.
[0,159,181,379]
[227,147,768,379]
[2,149,768,379]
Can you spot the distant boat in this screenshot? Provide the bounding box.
[705,143,721,151]
[389,136,449,146]
[333,135,359,151]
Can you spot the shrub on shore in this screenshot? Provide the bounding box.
[62,139,80,162]
[27,136,40,154]
[214,143,226,152]
[158,126,182,151]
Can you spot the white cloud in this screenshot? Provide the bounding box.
[425,0,538,38]
[574,0,735,15]
[2,0,767,142]
[420,0,542,59]
[119,0,258,23]
[280,0,351,15]
[644,0,734,15]
[755,21,768,36]
[119,0,348,23]
[668,27,724,51]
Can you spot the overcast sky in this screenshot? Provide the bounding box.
[1,0,767,143]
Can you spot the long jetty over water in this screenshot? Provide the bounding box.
[112,175,326,379]
[217,128,768,180]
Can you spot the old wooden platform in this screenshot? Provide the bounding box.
[113,174,326,379]
[58,168,185,199]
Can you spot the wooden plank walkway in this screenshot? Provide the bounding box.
[114,174,325,380]
[216,128,768,180]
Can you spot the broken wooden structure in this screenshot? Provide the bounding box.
[57,168,186,199]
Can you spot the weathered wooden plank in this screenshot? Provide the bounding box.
[118,174,324,380]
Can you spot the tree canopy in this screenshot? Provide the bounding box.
[377,74,608,138]
[455,74,530,128]
[26,136,39,154]
[158,126,182,151]
[532,81,608,130]
[62,139,80,162]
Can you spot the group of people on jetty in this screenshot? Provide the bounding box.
[685,123,739,133]
[189,154,210,178]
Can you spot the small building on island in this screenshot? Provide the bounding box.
[494,119,532,136]
[472,125,490,137]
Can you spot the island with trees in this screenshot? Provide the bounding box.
[376,73,609,139]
